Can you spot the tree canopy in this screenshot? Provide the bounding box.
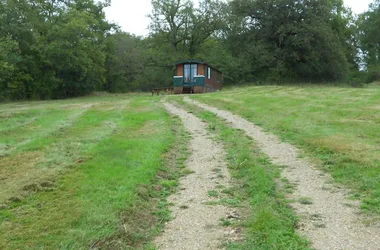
[0,0,379,100]
[358,0,380,82]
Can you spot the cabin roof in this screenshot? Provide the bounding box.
[174,60,204,66]
[174,59,222,73]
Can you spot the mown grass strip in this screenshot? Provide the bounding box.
[191,85,380,214]
[0,96,189,249]
[171,98,310,249]
[0,109,77,155]
[0,101,127,205]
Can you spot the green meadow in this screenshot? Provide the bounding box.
[0,94,187,249]
[1,84,379,249]
[192,85,380,214]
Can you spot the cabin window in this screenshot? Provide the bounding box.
[208,67,211,79]
[184,64,198,82]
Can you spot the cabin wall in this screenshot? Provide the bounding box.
[173,62,223,94]
[205,68,222,91]
[177,64,184,76]
[177,64,205,76]
[198,64,204,76]
[174,86,183,94]
[176,63,203,77]
[193,86,205,93]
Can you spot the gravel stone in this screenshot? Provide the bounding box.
[154,102,232,250]
[186,97,380,250]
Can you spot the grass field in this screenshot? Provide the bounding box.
[1,84,379,249]
[0,94,188,249]
[170,98,310,249]
[191,85,380,214]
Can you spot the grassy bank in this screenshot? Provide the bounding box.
[191,85,380,214]
[0,95,186,249]
[171,98,310,249]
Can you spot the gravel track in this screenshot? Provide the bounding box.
[154,102,233,250]
[185,97,380,250]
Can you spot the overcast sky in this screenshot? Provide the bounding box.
[104,0,374,36]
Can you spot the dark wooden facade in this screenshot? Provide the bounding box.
[173,60,223,94]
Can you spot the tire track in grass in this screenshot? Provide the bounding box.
[185,97,380,250]
[154,102,233,250]
[171,98,310,249]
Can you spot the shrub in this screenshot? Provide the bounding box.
[365,65,380,83]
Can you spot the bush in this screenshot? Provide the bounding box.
[365,65,380,83]
[348,70,367,87]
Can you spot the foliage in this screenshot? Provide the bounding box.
[0,0,113,100]
[365,64,380,83]
[104,33,145,92]
[0,0,379,99]
[358,0,380,82]
[226,0,357,82]
[149,0,225,56]
[0,36,24,100]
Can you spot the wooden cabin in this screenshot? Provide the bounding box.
[173,60,223,94]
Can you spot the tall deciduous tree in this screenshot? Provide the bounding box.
[1,0,378,100]
[358,0,380,82]
[228,0,355,82]
[187,0,225,55]
[0,0,114,100]
[104,33,145,92]
[150,0,193,50]
[149,0,225,56]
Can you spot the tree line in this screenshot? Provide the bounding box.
[0,0,379,100]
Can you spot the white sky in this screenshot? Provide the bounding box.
[104,0,374,36]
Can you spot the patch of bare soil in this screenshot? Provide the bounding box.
[186,97,380,250]
[154,102,236,250]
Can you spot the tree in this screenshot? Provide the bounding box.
[149,0,225,56]
[104,33,145,92]
[1,0,377,100]
[187,0,225,55]
[150,0,193,50]
[358,0,380,82]
[0,36,26,100]
[0,0,114,99]
[228,0,354,82]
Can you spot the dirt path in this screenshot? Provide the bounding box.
[185,97,380,250]
[154,102,233,250]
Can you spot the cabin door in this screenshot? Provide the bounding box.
[184,64,198,83]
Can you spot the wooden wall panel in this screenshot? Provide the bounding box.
[198,64,204,76]
[177,64,183,76]
[205,68,223,90]
[174,63,222,93]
